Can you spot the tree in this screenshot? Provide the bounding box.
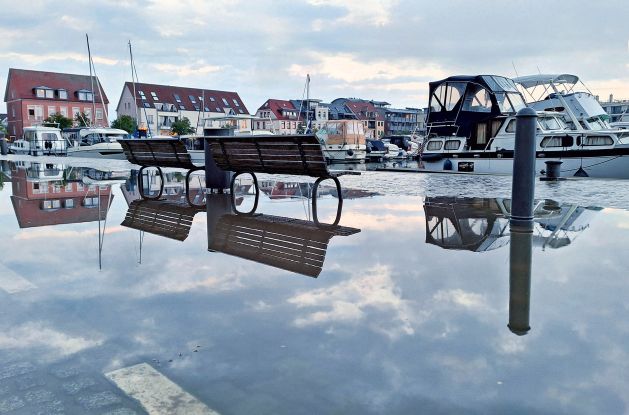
[75,111,91,127]
[170,117,196,136]
[111,115,137,134]
[43,113,73,129]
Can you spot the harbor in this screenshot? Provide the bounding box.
[2,0,629,413]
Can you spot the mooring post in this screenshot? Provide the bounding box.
[510,107,537,230]
[508,228,532,335]
[204,128,234,193]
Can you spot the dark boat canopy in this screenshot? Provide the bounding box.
[426,75,526,139]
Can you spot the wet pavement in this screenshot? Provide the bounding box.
[0,156,628,414]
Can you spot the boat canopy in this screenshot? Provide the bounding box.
[426,75,526,138]
[513,74,579,89]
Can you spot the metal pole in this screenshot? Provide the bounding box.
[510,107,537,230]
[86,34,96,126]
[508,228,532,335]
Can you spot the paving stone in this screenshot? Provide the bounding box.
[33,399,64,415]
[15,375,46,391]
[77,391,121,410]
[0,395,25,413]
[50,367,80,380]
[0,362,36,381]
[24,389,55,404]
[61,377,96,395]
[102,408,138,415]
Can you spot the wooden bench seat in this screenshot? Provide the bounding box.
[121,199,205,241]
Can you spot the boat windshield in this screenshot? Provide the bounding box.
[538,117,565,131]
[587,117,607,131]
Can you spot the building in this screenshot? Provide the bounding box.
[4,68,109,139]
[254,99,301,134]
[329,98,385,139]
[289,99,329,131]
[598,94,629,123]
[371,101,425,136]
[116,82,249,136]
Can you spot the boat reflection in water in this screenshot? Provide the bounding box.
[206,188,361,278]
[424,196,602,336]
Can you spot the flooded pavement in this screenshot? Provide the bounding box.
[1,156,629,414]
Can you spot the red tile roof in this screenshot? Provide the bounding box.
[122,82,249,114]
[345,100,380,120]
[4,68,109,104]
[257,99,298,120]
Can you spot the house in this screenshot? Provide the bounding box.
[4,68,110,139]
[254,99,301,135]
[289,99,329,131]
[116,82,249,136]
[598,94,629,123]
[329,98,385,139]
[371,101,426,136]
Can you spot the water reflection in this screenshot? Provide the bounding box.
[206,192,361,278]
[424,196,601,252]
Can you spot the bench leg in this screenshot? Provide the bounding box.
[230,172,259,215]
[138,166,164,200]
[185,167,205,207]
[312,176,343,227]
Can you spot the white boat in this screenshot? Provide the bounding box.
[420,75,629,179]
[316,120,367,163]
[9,126,67,156]
[64,127,129,159]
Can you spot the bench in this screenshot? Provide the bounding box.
[206,193,360,277]
[205,134,358,211]
[121,199,205,241]
[118,138,203,204]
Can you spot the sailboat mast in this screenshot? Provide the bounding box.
[129,40,139,124]
[306,74,310,133]
[86,34,96,126]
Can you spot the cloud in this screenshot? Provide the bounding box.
[0,51,120,66]
[307,0,399,26]
[152,62,223,77]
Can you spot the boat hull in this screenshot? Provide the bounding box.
[421,153,629,179]
[321,145,366,163]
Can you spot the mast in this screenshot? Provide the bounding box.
[129,40,139,124]
[306,74,310,133]
[86,34,96,127]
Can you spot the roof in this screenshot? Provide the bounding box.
[4,68,109,104]
[257,99,298,120]
[513,74,579,89]
[122,82,249,114]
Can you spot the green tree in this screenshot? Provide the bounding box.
[75,111,91,127]
[43,113,73,129]
[170,117,196,136]
[111,115,137,134]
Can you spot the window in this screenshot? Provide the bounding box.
[48,106,56,116]
[58,89,67,99]
[27,105,43,120]
[174,94,181,103]
[222,98,229,106]
[281,121,285,129]
[476,123,487,144]
[505,119,516,133]
[430,84,446,111]
[216,107,221,112]
[445,82,466,111]
[233,99,240,107]
[147,115,154,124]
[209,96,216,102]
[204,106,210,112]
[72,107,80,117]
[95,109,103,120]
[582,136,613,146]
[59,107,68,117]
[42,200,61,210]
[138,90,146,100]
[189,95,196,104]
[444,140,460,150]
[143,102,151,108]
[538,117,563,131]
[151,91,158,101]
[238,109,243,113]
[35,88,46,98]
[84,108,92,120]
[463,87,492,112]
[78,90,93,101]
[194,105,200,111]
[426,140,443,151]
[540,136,563,148]
[64,199,74,208]
[179,104,186,110]
[198,96,203,102]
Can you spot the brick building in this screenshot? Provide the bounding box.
[4,68,109,139]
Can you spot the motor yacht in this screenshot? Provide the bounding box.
[64,127,129,159]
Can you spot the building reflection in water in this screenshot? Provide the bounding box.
[423,196,602,335]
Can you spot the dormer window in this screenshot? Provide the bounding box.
[233,99,240,107]
[57,89,67,99]
[77,89,93,101]
[138,90,146,100]
[222,98,229,106]
[151,91,158,101]
[209,97,216,102]
[189,95,197,104]
[174,94,181,103]
[34,86,54,98]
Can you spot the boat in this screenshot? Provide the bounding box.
[316,120,367,163]
[9,126,67,156]
[64,127,129,159]
[382,135,420,158]
[420,75,629,178]
[365,139,388,162]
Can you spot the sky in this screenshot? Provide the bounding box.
[1,0,628,119]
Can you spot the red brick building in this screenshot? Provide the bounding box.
[4,68,109,139]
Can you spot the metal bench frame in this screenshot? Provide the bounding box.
[205,134,353,215]
[118,138,204,206]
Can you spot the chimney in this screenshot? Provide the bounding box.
[609,94,614,102]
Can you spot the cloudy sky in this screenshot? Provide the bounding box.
[1,0,628,118]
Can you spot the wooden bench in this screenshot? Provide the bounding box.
[118,138,203,204]
[205,134,358,211]
[207,191,360,277]
[121,199,205,241]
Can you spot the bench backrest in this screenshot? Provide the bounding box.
[118,138,196,169]
[121,199,204,241]
[209,213,360,277]
[207,135,330,177]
